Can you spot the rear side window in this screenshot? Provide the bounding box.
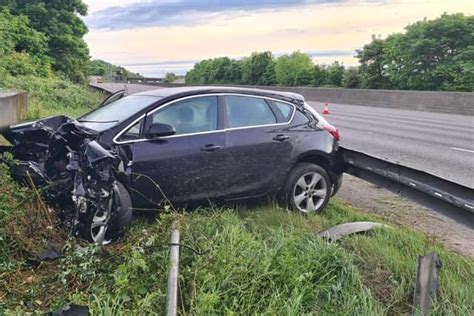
[272,101,294,121]
[225,96,276,128]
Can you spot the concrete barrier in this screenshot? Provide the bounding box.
[140,83,473,116]
[286,87,474,115]
[0,90,28,128]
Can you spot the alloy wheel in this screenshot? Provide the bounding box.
[292,172,328,213]
[90,184,116,245]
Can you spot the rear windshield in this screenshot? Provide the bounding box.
[79,95,160,131]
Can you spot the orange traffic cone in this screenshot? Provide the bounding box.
[323,103,330,115]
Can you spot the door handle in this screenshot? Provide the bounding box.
[201,144,223,152]
[273,134,290,142]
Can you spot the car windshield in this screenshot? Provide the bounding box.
[79,95,160,131]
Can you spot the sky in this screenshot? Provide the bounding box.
[82,0,474,77]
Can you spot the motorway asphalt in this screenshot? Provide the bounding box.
[92,83,474,188]
[309,101,474,188]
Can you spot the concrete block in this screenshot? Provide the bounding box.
[0,90,28,128]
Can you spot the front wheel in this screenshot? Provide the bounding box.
[80,181,133,245]
[282,163,331,214]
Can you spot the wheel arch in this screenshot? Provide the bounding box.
[295,151,332,171]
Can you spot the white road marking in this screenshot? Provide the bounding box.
[450,147,474,153]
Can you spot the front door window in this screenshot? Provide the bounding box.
[150,96,218,135]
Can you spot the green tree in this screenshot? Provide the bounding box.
[164,72,177,83]
[326,61,345,86]
[450,45,474,91]
[186,60,209,84]
[311,65,328,87]
[342,67,361,88]
[241,52,276,86]
[356,35,393,89]
[275,51,314,86]
[384,13,473,91]
[88,59,141,80]
[0,9,47,56]
[1,0,90,82]
[0,9,51,77]
[186,57,243,84]
[207,57,235,83]
[89,59,113,76]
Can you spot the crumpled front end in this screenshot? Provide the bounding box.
[0,116,125,244]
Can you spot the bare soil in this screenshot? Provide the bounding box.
[336,175,474,258]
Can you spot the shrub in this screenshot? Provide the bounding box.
[0,75,105,119]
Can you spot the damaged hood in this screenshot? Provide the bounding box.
[2,115,98,146]
[1,115,125,244]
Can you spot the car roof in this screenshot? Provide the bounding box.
[134,86,305,105]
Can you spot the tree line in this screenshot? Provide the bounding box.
[0,1,138,83]
[89,59,141,81]
[0,1,90,82]
[186,13,473,92]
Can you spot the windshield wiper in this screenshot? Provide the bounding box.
[78,120,119,123]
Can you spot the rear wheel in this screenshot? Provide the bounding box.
[81,181,133,245]
[283,163,331,214]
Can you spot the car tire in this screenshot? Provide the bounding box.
[282,163,332,214]
[80,181,133,245]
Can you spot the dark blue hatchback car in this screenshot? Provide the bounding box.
[2,86,343,243]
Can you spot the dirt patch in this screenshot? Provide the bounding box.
[336,174,474,258]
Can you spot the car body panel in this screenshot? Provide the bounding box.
[131,131,227,207]
[224,124,295,198]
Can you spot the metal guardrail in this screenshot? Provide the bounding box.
[341,147,474,214]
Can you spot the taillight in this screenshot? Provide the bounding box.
[303,102,340,141]
[323,123,340,141]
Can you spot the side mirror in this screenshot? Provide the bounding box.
[145,123,176,138]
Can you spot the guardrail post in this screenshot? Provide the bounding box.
[413,252,442,315]
[166,220,180,316]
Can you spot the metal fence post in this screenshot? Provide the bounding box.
[166,220,180,316]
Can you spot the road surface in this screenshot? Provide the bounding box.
[310,101,474,188]
[91,83,474,188]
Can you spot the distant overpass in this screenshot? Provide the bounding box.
[127,77,164,84]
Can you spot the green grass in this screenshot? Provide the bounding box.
[0,75,104,120]
[0,78,472,314]
[0,167,472,314]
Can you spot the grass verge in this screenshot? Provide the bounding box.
[0,166,472,314]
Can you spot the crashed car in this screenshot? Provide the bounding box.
[0,87,343,244]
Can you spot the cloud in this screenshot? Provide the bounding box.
[85,0,345,30]
[306,50,355,57]
[122,60,200,67]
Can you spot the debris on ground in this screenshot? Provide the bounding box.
[37,243,63,261]
[318,221,390,241]
[45,304,89,316]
